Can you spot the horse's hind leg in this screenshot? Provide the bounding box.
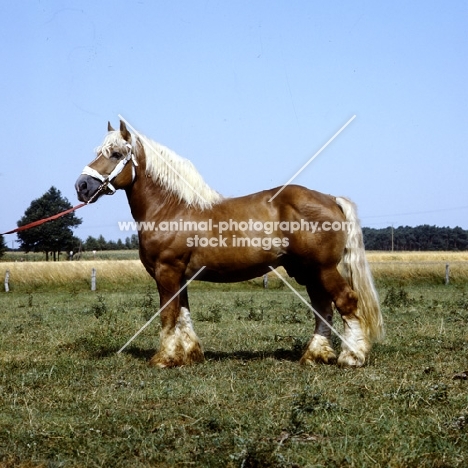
[174,286,205,364]
[300,283,337,365]
[318,267,370,367]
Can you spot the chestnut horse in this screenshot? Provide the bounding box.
[75,121,383,368]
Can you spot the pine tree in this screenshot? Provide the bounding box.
[17,187,82,261]
[0,234,7,259]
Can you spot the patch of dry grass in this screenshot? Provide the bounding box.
[1,260,151,291]
[1,251,467,291]
[367,251,468,262]
[367,251,468,284]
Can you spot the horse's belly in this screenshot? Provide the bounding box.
[186,246,281,283]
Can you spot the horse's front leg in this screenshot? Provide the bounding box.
[300,284,337,365]
[149,264,204,368]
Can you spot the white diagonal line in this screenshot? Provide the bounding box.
[268,267,357,353]
[117,266,206,354]
[118,114,209,204]
[268,115,356,203]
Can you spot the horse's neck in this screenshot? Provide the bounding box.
[125,138,221,221]
[125,156,181,222]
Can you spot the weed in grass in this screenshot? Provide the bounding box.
[288,387,338,435]
[244,306,266,322]
[237,440,287,468]
[17,293,34,309]
[72,313,127,357]
[115,300,127,316]
[383,285,412,310]
[266,298,282,310]
[443,290,468,322]
[278,299,309,324]
[274,335,306,357]
[234,295,266,321]
[28,312,43,325]
[140,286,158,321]
[197,303,223,323]
[234,295,253,308]
[90,294,107,318]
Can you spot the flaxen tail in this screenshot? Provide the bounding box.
[335,197,384,343]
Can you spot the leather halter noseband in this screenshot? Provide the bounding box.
[81,142,139,195]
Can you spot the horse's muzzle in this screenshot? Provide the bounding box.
[75,174,103,203]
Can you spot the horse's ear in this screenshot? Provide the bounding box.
[108,122,115,132]
[120,120,131,141]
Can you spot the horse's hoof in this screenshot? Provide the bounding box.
[300,349,337,365]
[148,354,179,368]
[300,335,337,365]
[148,348,205,368]
[337,350,366,367]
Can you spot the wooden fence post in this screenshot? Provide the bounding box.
[445,263,450,285]
[91,268,96,291]
[4,270,10,292]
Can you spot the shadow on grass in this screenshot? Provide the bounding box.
[206,348,302,362]
[121,347,302,363]
[63,338,303,362]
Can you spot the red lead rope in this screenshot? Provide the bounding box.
[1,203,87,235]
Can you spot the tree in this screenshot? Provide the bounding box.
[363,225,468,251]
[17,186,82,261]
[125,234,139,249]
[0,234,7,259]
[83,236,100,251]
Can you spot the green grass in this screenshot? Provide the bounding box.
[0,283,467,467]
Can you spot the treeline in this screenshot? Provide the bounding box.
[363,225,468,251]
[83,225,468,252]
[82,234,139,251]
[4,226,468,256]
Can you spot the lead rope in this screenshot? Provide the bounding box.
[1,143,138,235]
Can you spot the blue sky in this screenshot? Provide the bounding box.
[1,1,467,246]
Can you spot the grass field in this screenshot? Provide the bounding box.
[0,270,467,466]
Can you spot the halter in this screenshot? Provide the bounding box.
[81,142,139,195]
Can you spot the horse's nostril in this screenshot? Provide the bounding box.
[79,181,88,191]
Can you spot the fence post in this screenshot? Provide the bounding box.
[445,263,450,285]
[4,270,10,292]
[91,268,96,291]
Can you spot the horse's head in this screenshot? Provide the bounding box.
[75,120,139,203]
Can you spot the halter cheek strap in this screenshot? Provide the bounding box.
[81,143,139,194]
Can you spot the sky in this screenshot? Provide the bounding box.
[1,0,467,247]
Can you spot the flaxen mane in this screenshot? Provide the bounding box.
[96,131,222,210]
[142,138,222,209]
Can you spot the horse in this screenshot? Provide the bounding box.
[75,120,384,368]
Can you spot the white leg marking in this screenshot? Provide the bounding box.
[300,334,336,365]
[178,307,201,353]
[158,307,202,361]
[338,316,370,367]
[308,334,336,357]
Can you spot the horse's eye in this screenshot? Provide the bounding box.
[111,152,122,159]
